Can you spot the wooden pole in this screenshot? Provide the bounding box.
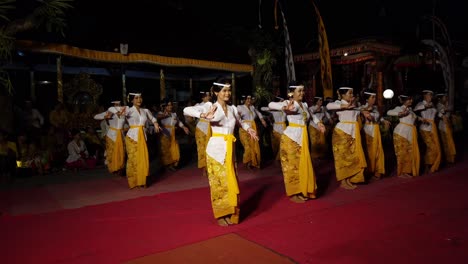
[57,56,63,103]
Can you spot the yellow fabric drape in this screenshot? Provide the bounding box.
[161,125,180,166]
[289,123,316,197]
[400,122,420,176]
[212,133,239,207]
[127,126,149,187]
[240,120,260,168]
[441,120,456,163]
[17,40,253,73]
[308,124,327,159]
[273,122,286,160]
[195,119,212,169]
[332,122,367,183]
[365,124,385,175]
[427,120,441,172]
[107,127,125,173]
[342,121,367,169]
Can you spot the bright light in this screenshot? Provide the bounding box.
[344,52,348,56]
[383,89,394,99]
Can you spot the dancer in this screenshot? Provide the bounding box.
[183,80,258,226]
[94,101,126,175]
[414,90,441,174]
[157,99,189,171]
[360,91,388,181]
[268,85,324,202]
[124,92,161,189]
[308,96,329,160]
[326,87,367,190]
[436,93,456,164]
[237,95,267,169]
[387,95,420,178]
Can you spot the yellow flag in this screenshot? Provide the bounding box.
[312,1,333,98]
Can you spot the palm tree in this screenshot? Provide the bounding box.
[0,0,74,95]
[0,0,73,134]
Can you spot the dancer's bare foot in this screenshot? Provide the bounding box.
[298,195,309,201]
[224,216,233,225]
[398,173,412,179]
[289,195,306,203]
[340,179,357,190]
[217,218,229,226]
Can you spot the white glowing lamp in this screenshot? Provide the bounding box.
[383,89,394,99]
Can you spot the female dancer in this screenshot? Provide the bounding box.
[94,100,126,175]
[269,85,324,202]
[124,92,161,189]
[387,95,420,178]
[158,99,189,171]
[436,93,456,164]
[308,96,329,160]
[360,92,389,181]
[326,87,367,190]
[183,81,258,226]
[237,95,267,169]
[414,90,441,174]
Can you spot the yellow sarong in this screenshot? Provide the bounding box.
[440,120,456,163]
[308,124,327,159]
[106,127,125,173]
[271,121,285,161]
[160,125,180,167]
[396,123,420,176]
[239,120,260,168]
[125,126,149,189]
[420,120,441,172]
[195,119,211,169]
[332,122,367,183]
[364,124,385,176]
[282,123,317,198]
[207,133,240,223]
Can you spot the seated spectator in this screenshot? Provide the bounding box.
[65,129,96,170]
[0,130,17,184]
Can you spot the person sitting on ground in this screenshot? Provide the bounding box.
[65,129,97,171]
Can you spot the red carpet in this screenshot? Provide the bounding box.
[125,233,295,264]
[1,163,468,263]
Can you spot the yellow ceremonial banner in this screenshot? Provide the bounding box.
[312,1,333,98]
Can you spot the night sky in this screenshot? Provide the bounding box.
[14,0,468,64]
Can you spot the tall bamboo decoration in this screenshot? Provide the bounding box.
[160,69,166,100]
[57,56,63,103]
[312,1,333,98]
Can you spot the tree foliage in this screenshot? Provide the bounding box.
[0,0,74,95]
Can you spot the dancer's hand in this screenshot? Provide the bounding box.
[182,126,190,135]
[282,100,296,114]
[201,105,217,120]
[153,122,162,133]
[318,122,326,133]
[247,128,259,141]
